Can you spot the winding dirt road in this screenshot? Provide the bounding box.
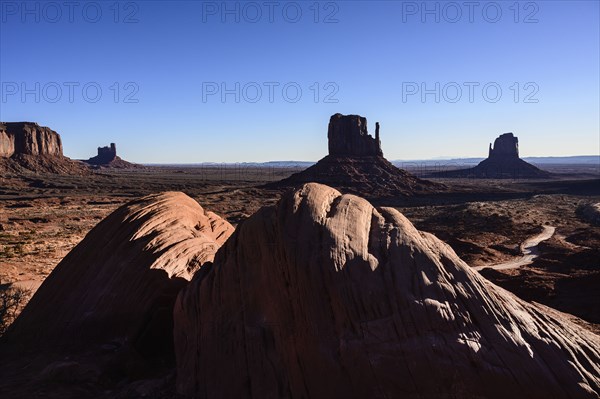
[473,225,556,271]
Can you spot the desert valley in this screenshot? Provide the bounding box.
[0,116,598,398]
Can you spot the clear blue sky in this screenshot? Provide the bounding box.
[1,0,598,162]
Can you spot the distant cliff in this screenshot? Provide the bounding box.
[0,122,63,158]
[0,122,88,175]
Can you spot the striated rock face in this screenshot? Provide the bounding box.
[489,133,519,159]
[0,122,90,174]
[6,192,234,358]
[174,183,600,399]
[328,113,383,157]
[0,122,63,157]
[270,114,443,197]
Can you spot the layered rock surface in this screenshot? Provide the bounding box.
[270,114,442,197]
[5,192,234,356]
[0,122,63,157]
[174,183,600,398]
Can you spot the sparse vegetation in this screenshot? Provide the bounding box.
[0,286,31,336]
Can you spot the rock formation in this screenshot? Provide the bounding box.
[269,114,442,197]
[0,122,88,174]
[174,183,600,398]
[4,192,233,360]
[435,132,550,179]
[328,113,383,157]
[85,142,140,168]
[489,132,519,158]
[2,185,599,397]
[0,122,63,157]
[92,143,117,163]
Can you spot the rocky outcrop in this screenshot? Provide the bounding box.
[84,142,141,169]
[269,114,443,198]
[0,122,88,174]
[174,183,600,398]
[5,192,234,358]
[0,122,63,157]
[435,132,550,179]
[328,113,383,157]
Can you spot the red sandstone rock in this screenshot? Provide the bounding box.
[0,122,63,157]
[0,122,89,174]
[174,183,600,398]
[5,192,234,357]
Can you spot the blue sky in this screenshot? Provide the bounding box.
[1,0,598,162]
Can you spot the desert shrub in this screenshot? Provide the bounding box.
[13,243,25,255]
[0,286,31,336]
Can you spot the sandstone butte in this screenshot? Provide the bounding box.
[436,132,550,178]
[85,142,141,169]
[269,113,443,197]
[2,185,599,398]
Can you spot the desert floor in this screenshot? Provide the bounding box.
[1,165,599,334]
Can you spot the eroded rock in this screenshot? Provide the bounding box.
[5,192,234,358]
[174,183,600,399]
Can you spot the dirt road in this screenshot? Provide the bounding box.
[473,225,556,271]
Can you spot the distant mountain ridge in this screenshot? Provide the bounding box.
[144,155,599,168]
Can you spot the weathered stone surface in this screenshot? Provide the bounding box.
[328,113,382,157]
[174,183,600,398]
[5,192,234,357]
[0,122,63,157]
[270,114,443,197]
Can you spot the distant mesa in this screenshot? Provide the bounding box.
[84,142,140,169]
[268,113,442,197]
[0,122,88,174]
[435,132,550,179]
[88,143,117,164]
